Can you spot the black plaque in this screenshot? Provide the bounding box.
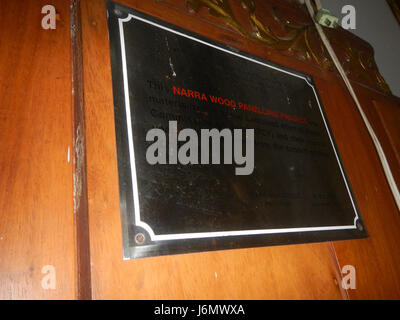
[107,1,367,259]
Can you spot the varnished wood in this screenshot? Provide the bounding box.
[81,0,348,299]
[373,98,400,180]
[1,0,399,299]
[80,0,400,299]
[0,0,76,299]
[316,80,400,299]
[71,0,92,300]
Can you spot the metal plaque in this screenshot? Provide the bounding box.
[106,1,367,259]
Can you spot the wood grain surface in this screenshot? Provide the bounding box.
[1,0,399,299]
[80,0,395,299]
[0,0,76,299]
[320,81,400,299]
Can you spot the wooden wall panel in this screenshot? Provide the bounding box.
[355,89,400,191]
[81,0,347,299]
[321,82,400,299]
[373,98,400,179]
[1,0,398,300]
[0,0,76,299]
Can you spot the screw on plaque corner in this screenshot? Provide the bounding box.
[135,233,145,245]
[356,220,364,232]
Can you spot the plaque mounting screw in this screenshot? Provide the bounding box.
[356,220,364,232]
[135,233,145,245]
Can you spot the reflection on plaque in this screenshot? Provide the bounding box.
[107,1,367,259]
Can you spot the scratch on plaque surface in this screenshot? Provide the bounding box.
[165,36,177,77]
[169,57,177,77]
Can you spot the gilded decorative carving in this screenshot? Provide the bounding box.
[184,0,391,95]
